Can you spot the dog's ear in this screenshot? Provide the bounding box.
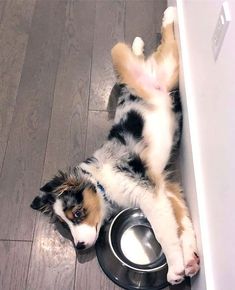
[30,193,55,211]
[40,171,67,193]
[31,171,67,211]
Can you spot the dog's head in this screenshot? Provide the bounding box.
[31,170,105,250]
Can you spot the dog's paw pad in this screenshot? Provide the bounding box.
[132,37,144,56]
[185,253,200,277]
[163,7,176,27]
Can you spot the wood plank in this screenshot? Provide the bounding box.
[26,219,76,290]
[0,0,67,240]
[0,0,36,171]
[89,0,125,111]
[125,0,167,55]
[85,110,114,158]
[0,0,6,24]
[0,241,31,290]
[27,2,96,290]
[40,0,96,170]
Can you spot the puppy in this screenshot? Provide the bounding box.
[31,7,199,285]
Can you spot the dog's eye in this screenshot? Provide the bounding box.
[72,204,82,217]
[73,207,86,222]
[74,210,81,218]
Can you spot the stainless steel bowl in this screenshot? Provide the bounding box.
[96,208,168,290]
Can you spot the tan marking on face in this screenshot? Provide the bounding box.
[65,204,84,221]
[65,208,74,220]
[82,187,101,227]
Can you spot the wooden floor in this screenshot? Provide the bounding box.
[0,1,190,289]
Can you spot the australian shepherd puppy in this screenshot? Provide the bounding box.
[31,7,199,285]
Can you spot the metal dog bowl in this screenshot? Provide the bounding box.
[96,208,168,290]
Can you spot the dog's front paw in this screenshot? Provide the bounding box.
[185,252,200,277]
[167,266,185,285]
[167,254,185,285]
[181,232,200,277]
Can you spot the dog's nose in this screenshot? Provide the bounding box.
[76,241,86,250]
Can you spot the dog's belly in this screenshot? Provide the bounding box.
[95,101,175,206]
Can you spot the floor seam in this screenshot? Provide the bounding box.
[84,0,96,160]
[0,239,32,242]
[24,0,69,289]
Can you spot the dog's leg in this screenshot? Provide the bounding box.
[111,42,147,94]
[181,215,200,277]
[111,8,179,98]
[151,7,179,91]
[111,43,162,102]
[139,179,185,285]
[166,182,200,277]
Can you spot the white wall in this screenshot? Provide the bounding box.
[175,1,235,290]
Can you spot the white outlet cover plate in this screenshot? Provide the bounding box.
[212,1,231,60]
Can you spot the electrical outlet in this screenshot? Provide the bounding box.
[212,1,231,60]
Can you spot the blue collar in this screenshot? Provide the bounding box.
[80,168,113,205]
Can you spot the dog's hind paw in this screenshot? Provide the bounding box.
[132,36,144,57]
[163,7,177,27]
